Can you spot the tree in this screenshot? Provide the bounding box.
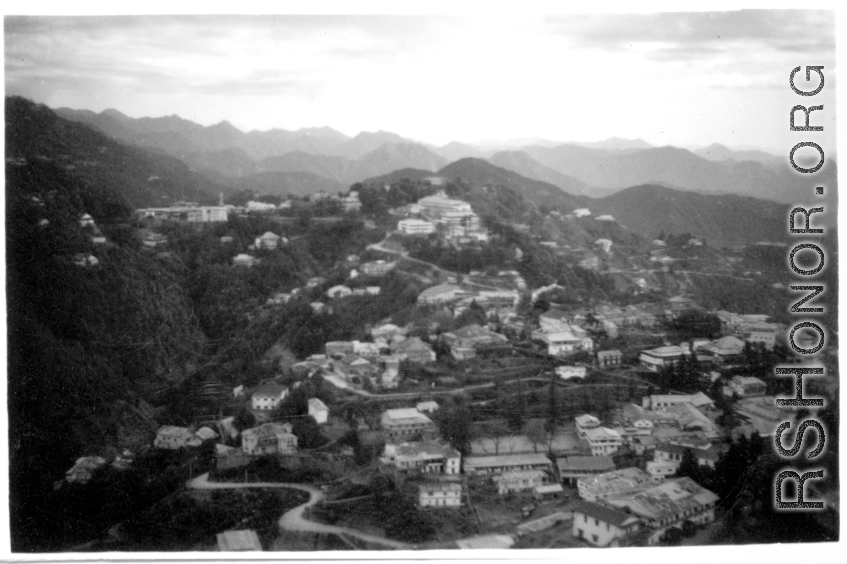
[525,420,546,454]
[482,420,510,455]
[436,404,474,456]
[677,447,701,484]
[506,392,526,434]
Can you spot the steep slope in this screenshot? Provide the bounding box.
[589,184,788,247]
[7,97,220,208]
[488,150,593,196]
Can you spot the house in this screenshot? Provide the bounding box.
[646,459,678,481]
[577,467,653,502]
[391,337,436,364]
[533,483,565,501]
[556,455,616,486]
[583,427,623,456]
[308,398,329,424]
[352,340,381,359]
[416,401,439,414]
[398,218,435,235]
[642,392,714,410]
[556,365,587,380]
[241,423,298,455]
[72,253,100,267]
[251,382,289,411]
[154,426,200,449]
[255,231,282,250]
[697,335,746,364]
[654,443,721,469]
[417,193,472,216]
[572,501,642,547]
[371,323,407,341]
[493,469,547,495]
[232,254,259,267]
[381,408,438,443]
[745,323,779,349]
[603,477,719,545]
[541,331,592,356]
[217,529,262,552]
[383,440,461,475]
[570,208,591,218]
[79,213,96,227]
[417,283,471,305]
[442,324,509,352]
[539,309,572,332]
[726,375,767,398]
[574,414,601,438]
[597,350,623,368]
[638,345,689,371]
[309,301,328,314]
[326,285,353,299]
[361,260,394,276]
[195,427,219,442]
[419,482,463,508]
[595,215,616,222]
[65,456,107,484]
[463,453,553,476]
[325,341,355,357]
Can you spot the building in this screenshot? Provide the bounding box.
[574,414,601,438]
[398,218,435,235]
[416,401,439,414]
[556,456,616,486]
[533,483,565,501]
[326,285,353,299]
[341,191,361,212]
[384,440,461,475]
[654,443,721,469]
[572,501,642,548]
[255,231,282,250]
[371,323,407,341]
[463,453,553,476]
[603,477,719,545]
[65,456,107,484]
[381,408,438,443]
[595,215,616,222]
[577,467,653,502]
[556,365,588,380]
[391,337,436,364]
[540,331,593,356]
[642,392,714,410]
[726,375,767,398]
[361,260,394,276]
[583,427,624,456]
[308,398,329,424]
[493,469,547,495]
[241,423,298,455]
[638,346,689,371]
[646,459,678,481]
[232,254,259,267]
[325,341,355,357]
[417,283,471,306]
[417,194,473,216]
[442,324,509,352]
[251,382,289,411]
[217,529,263,552]
[745,323,779,349]
[597,350,623,368]
[154,426,201,449]
[419,482,463,508]
[696,335,746,364]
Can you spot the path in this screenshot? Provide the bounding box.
[187,473,413,550]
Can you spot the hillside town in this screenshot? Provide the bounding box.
[46,185,832,552]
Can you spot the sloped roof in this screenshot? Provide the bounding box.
[572,501,640,528]
[557,455,616,473]
[252,382,288,398]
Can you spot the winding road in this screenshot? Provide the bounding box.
[187,473,414,550]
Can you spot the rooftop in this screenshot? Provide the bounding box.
[557,455,616,473]
[572,501,640,528]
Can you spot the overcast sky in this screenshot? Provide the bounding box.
[4,10,837,151]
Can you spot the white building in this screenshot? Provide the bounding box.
[577,467,654,502]
[308,398,329,424]
[326,285,353,299]
[638,346,689,371]
[492,470,547,495]
[241,423,298,455]
[398,218,435,235]
[572,501,642,547]
[154,426,201,450]
[556,365,588,380]
[574,414,601,439]
[583,427,623,456]
[419,482,463,508]
[251,382,289,411]
[383,440,461,475]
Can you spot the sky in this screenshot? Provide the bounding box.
[4,9,838,152]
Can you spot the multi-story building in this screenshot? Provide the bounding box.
[381,408,438,443]
[583,427,624,456]
[383,440,461,475]
[241,423,298,455]
[154,426,201,449]
[597,349,623,367]
[418,482,463,508]
[417,283,472,306]
[572,501,642,548]
[638,346,689,371]
[361,260,395,276]
[417,194,472,216]
[463,453,553,476]
[251,382,289,411]
[492,470,547,495]
[398,218,435,235]
[556,455,616,486]
[574,414,601,438]
[577,467,653,502]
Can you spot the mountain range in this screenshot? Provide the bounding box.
[51,104,832,205]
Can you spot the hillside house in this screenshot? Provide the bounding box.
[241,423,298,455]
[381,408,438,443]
[391,337,436,364]
[370,323,407,341]
[308,398,329,424]
[533,483,565,501]
[575,414,601,438]
[154,426,201,449]
[556,365,587,380]
[642,392,714,410]
[540,331,593,356]
[326,285,352,299]
[417,283,471,305]
[255,231,282,250]
[726,375,767,398]
[251,382,289,411]
[65,456,107,484]
[232,254,258,267]
[572,501,642,548]
[361,260,394,276]
[597,349,623,367]
[398,218,435,235]
[583,427,623,456]
[603,478,719,545]
[463,453,553,476]
[419,482,463,508]
[217,529,262,552]
[556,455,616,486]
[383,440,461,475]
[417,193,472,216]
[442,324,509,352]
[639,346,689,371]
[696,335,746,364]
[493,470,547,495]
[577,467,653,502]
[653,443,721,470]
